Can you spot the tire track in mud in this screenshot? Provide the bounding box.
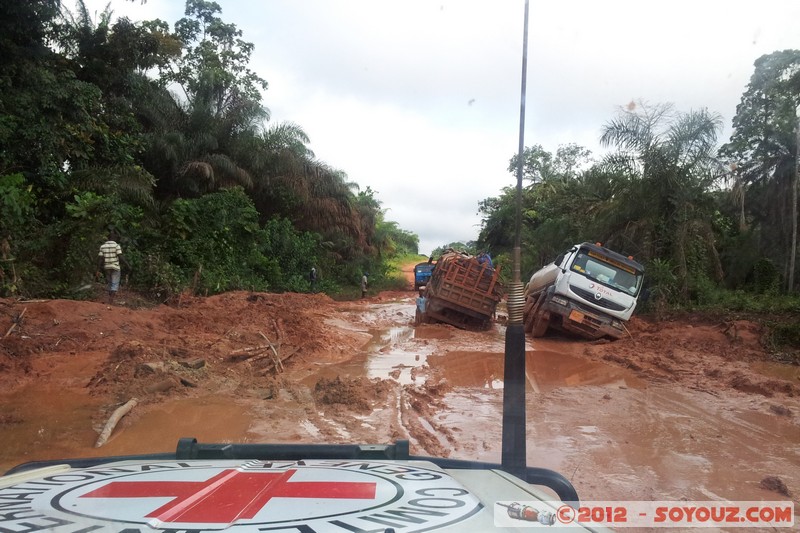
[397,385,457,457]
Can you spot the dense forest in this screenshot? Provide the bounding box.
[477,54,800,312]
[2,1,799,315]
[0,0,419,299]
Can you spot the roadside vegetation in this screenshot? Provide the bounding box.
[0,1,419,300]
[472,55,800,354]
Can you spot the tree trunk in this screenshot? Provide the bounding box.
[674,219,689,299]
[95,398,138,448]
[789,113,799,293]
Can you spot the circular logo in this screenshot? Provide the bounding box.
[3,460,483,532]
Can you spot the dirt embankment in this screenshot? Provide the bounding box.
[1,292,368,399]
[574,316,799,398]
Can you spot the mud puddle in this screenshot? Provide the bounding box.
[316,300,434,385]
[426,349,645,391]
[434,378,800,504]
[751,360,800,382]
[325,326,434,385]
[0,393,255,471]
[97,396,254,455]
[0,387,104,471]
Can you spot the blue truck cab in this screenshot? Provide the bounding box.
[414,261,434,288]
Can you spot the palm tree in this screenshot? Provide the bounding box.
[599,102,725,296]
[134,73,265,200]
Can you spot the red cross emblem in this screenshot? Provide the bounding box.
[80,469,376,524]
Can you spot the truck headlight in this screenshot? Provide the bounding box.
[551,296,568,306]
[611,319,623,329]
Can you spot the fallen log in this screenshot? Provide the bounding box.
[180,358,206,369]
[179,377,198,388]
[256,347,299,376]
[95,398,138,448]
[228,349,268,362]
[258,331,283,372]
[144,378,177,394]
[4,307,27,338]
[230,344,271,354]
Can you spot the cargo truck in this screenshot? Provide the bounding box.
[420,250,503,330]
[523,242,644,340]
[413,261,434,288]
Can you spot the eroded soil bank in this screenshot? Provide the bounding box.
[1,288,798,509]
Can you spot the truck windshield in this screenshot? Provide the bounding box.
[570,251,642,296]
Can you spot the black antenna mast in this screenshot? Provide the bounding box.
[501,0,530,480]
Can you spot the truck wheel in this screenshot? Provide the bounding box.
[531,309,550,338]
[523,295,539,334]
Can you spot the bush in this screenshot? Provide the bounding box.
[753,258,781,295]
[164,188,273,294]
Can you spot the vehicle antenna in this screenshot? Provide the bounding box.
[501,0,530,480]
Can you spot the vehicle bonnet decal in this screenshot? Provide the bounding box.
[0,460,483,532]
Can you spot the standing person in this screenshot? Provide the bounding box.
[361,272,368,299]
[309,266,318,293]
[414,288,428,326]
[96,230,130,304]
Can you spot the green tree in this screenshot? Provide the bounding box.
[720,50,800,292]
[478,144,594,271]
[168,0,267,115]
[431,242,477,257]
[599,102,725,297]
[130,1,268,200]
[164,187,274,293]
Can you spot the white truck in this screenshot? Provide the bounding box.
[523,242,645,340]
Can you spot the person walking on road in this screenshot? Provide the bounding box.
[96,230,130,304]
[361,272,368,299]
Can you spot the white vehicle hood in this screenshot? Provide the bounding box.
[0,459,607,532]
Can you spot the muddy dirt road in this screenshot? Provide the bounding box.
[1,281,798,509]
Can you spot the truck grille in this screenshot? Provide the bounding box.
[570,286,627,311]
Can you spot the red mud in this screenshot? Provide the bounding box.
[1,287,798,512]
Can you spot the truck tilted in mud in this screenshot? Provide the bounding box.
[420,250,503,330]
[524,242,644,340]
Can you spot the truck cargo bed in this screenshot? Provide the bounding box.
[424,253,503,330]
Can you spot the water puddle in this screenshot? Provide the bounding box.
[98,396,253,456]
[0,387,104,472]
[527,350,646,392]
[311,324,433,385]
[426,349,645,392]
[750,360,800,382]
[0,392,252,472]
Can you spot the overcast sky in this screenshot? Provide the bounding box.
[83,0,800,255]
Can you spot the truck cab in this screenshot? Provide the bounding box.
[524,242,644,340]
[413,261,434,289]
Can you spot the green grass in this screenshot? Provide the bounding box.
[327,254,427,301]
[382,253,427,291]
[386,253,428,271]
